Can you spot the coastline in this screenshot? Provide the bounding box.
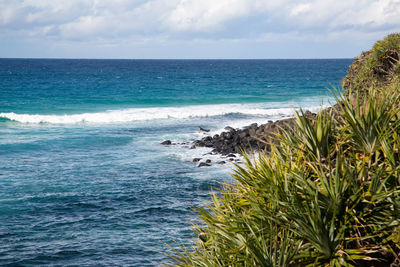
[162,110,317,166]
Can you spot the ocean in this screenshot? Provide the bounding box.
[0,59,352,266]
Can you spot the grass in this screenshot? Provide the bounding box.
[164,34,400,266]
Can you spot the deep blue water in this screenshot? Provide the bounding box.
[0,59,352,266]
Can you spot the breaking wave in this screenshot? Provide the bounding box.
[0,102,327,124]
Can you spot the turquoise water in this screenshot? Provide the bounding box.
[0,59,351,265]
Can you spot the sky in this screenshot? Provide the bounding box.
[0,0,400,59]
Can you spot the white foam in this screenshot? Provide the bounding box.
[0,100,332,125]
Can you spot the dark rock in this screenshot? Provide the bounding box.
[205,159,212,163]
[193,158,201,162]
[198,162,211,167]
[244,123,258,129]
[239,131,249,138]
[203,136,212,142]
[199,127,210,132]
[256,128,264,135]
[161,140,172,145]
[249,128,256,136]
[217,161,226,164]
[190,114,303,155]
[227,153,236,158]
[194,140,205,147]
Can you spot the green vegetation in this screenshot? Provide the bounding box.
[343,33,400,94]
[166,34,400,266]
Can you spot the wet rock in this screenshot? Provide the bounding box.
[227,153,236,158]
[205,159,212,163]
[161,140,172,145]
[244,123,258,130]
[239,131,249,138]
[194,140,205,147]
[199,126,210,132]
[198,162,211,167]
[205,143,214,148]
[217,161,226,164]
[190,111,315,156]
[193,158,201,162]
[203,136,212,142]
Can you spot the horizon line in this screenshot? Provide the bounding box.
[0,57,353,60]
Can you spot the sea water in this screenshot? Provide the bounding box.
[0,59,352,266]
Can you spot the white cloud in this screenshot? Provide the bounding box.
[0,0,399,57]
[166,0,252,31]
[290,3,311,16]
[1,0,399,38]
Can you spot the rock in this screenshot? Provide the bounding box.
[194,140,205,147]
[199,126,210,132]
[227,153,236,158]
[239,131,249,138]
[244,123,258,129]
[193,158,201,162]
[249,128,256,136]
[161,140,172,145]
[190,115,301,155]
[203,136,212,142]
[217,161,226,164]
[256,128,264,135]
[205,159,212,163]
[198,162,211,167]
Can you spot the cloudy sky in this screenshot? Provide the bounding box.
[1,0,399,59]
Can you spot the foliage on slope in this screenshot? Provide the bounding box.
[342,33,400,94]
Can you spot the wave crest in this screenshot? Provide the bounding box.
[0,103,324,124]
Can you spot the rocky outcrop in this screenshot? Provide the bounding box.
[160,140,172,145]
[160,111,317,159]
[192,111,316,155]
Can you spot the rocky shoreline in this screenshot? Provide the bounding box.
[161,110,316,167]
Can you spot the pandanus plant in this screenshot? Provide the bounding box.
[165,85,400,266]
